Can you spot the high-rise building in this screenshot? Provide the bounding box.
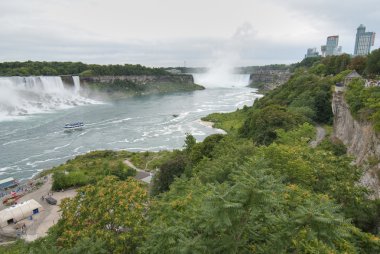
[354,24,376,56]
[321,35,342,56]
[305,48,319,58]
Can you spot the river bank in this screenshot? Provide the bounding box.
[0,86,259,181]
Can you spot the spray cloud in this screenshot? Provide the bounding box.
[193,22,256,88]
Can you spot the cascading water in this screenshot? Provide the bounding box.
[192,63,250,88]
[0,76,95,121]
[192,73,250,88]
[73,76,81,94]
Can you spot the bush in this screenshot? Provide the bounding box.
[318,137,347,156]
[240,105,306,145]
[151,152,187,195]
[50,150,135,190]
[365,48,380,77]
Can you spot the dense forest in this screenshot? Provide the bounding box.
[0,61,169,76]
[345,79,380,132]
[238,64,291,74]
[293,49,380,77]
[2,51,380,253]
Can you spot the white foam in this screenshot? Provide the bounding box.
[27,154,73,168]
[127,145,169,151]
[193,73,250,88]
[73,146,84,152]
[0,165,20,172]
[0,76,100,121]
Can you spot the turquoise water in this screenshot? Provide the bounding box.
[0,87,260,181]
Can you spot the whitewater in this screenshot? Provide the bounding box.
[0,76,97,121]
[0,74,261,181]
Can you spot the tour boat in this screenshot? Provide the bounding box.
[64,122,84,130]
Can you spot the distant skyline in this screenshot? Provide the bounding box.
[0,0,379,67]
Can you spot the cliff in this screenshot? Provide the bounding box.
[81,74,195,85]
[80,74,204,97]
[332,91,380,197]
[249,70,291,91]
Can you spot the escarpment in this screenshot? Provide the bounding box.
[332,91,380,197]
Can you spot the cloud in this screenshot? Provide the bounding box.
[0,0,378,66]
[269,0,380,52]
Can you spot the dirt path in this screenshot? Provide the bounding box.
[310,125,326,148]
[124,159,153,184]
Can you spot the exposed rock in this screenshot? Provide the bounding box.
[249,70,291,91]
[81,74,195,85]
[332,91,380,198]
[79,74,204,97]
[60,75,75,87]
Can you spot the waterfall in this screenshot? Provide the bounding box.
[0,76,94,121]
[72,76,81,93]
[192,73,250,88]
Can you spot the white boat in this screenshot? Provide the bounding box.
[64,122,84,130]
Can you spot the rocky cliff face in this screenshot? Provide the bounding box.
[60,75,75,86]
[80,74,194,85]
[249,70,291,90]
[79,74,203,98]
[332,91,380,197]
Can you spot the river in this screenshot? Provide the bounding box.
[0,76,260,181]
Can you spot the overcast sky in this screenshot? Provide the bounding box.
[0,0,379,67]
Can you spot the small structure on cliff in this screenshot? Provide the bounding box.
[344,70,362,85]
[335,70,363,93]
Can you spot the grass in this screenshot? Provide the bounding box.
[41,150,135,190]
[39,150,175,190]
[201,106,250,135]
[126,150,173,172]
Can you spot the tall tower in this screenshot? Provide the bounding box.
[321,36,342,56]
[354,24,376,56]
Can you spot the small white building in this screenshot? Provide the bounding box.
[0,199,44,228]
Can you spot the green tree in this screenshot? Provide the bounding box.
[183,133,196,154]
[348,56,367,75]
[56,176,147,254]
[240,105,305,145]
[365,48,380,77]
[151,151,187,195]
[313,89,333,123]
[310,63,326,75]
[143,163,378,254]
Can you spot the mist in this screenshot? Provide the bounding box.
[0,76,98,121]
[192,23,254,88]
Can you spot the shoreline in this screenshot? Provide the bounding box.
[0,96,251,241]
[7,118,228,185]
[198,119,214,128]
[197,119,227,134]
